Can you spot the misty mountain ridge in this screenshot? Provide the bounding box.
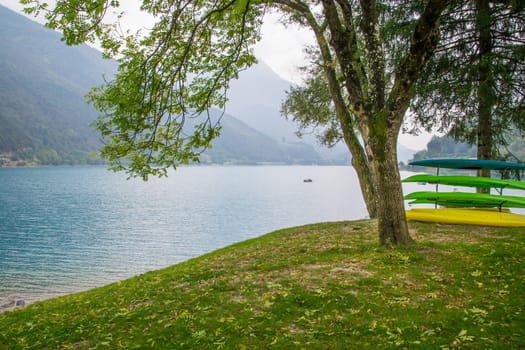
[0,4,115,165]
[227,54,416,163]
[0,4,414,167]
[0,4,329,166]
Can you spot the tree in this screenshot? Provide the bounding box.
[22,0,448,246]
[408,0,525,182]
[279,0,447,238]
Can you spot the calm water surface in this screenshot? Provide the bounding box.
[1,165,371,302]
[5,166,519,304]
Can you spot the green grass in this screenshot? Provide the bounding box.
[1,220,524,349]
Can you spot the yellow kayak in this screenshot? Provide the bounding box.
[406,208,525,227]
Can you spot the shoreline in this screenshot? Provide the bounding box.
[0,298,25,313]
[0,296,29,313]
[0,292,67,314]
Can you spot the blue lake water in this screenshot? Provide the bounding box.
[3,165,522,304]
[0,165,371,303]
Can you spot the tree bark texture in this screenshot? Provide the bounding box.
[475,0,494,190]
[370,131,412,246]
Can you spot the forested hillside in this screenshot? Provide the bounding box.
[0,5,327,167]
[410,134,525,163]
[203,113,321,165]
[0,5,116,165]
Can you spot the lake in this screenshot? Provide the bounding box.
[3,165,521,305]
[1,165,373,303]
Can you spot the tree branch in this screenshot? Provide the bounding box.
[320,0,367,117]
[358,0,385,110]
[386,0,447,131]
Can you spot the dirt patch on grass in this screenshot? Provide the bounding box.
[271,260,374,292]
[408,222,511,245]
[330,264,373,277]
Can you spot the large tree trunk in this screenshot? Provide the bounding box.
[374,153,411,246]
[368,120,412,246]
[475,0,494,191]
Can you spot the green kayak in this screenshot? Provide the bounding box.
[402,174,525,193]
[404,191,525,209]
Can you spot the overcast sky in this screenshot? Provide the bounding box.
[0,0,312,82]
[0,0,433,150]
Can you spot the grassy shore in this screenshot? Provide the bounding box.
[0,220,524,349]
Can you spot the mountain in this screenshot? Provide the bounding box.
[227,62,351,163]
[227,63,298,142]
[410,136,476,162]
[0,4,117,165]
[0,4,418,167]
[227,60,416,164]
[204,112,321,165]
[0,5,322,166]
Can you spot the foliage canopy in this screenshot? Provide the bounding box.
[23,0,265,178]
[408,0,525,162]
